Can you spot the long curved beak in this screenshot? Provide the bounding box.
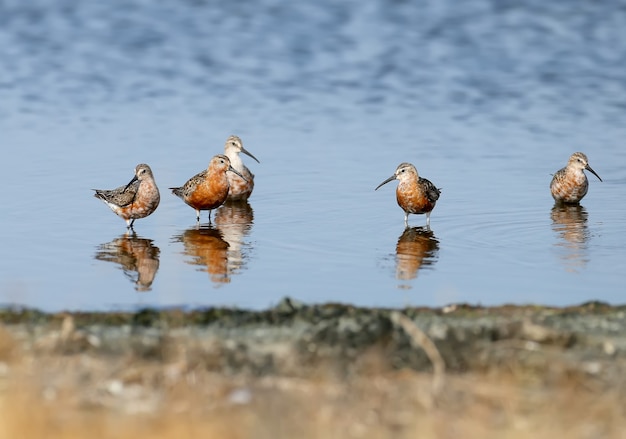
[585,164,602,182]
[241,146,260,164]
[123,175,139,192]
[228,165,248,182]
[375,175,396,191]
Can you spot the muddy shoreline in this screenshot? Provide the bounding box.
[2,298,626,437]
[2,298,625,378]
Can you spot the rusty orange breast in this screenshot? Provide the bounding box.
[551,170,588,203]
[396,180,435,214]
[128,181,160,219]
[187,173,230,210]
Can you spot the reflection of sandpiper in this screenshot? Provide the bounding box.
[215,200,254,276]
[94,233,160,291]
[223,135,260,201]
[395,226,440,283]
[173,225,231,284]
[550,152,602,204]
[376,163,441,228]
[174,201,255,285]
[170,154,246,223]
[93,164,160,229]
[550,204,589,272]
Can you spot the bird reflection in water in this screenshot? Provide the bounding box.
[174,201,254,284]
[550,204,589,272]
[215,200,254,276]
[94,233,160,291]
[395,226,440,288]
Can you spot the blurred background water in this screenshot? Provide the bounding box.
[1,0,625,311]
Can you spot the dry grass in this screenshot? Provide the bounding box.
[0,323,625,439]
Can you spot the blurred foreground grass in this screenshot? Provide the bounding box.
[0,320,624,439]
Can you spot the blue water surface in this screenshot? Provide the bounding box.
[1,0,625,311]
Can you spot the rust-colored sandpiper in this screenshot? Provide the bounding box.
[550,152,602,204]
[223,135,260,201]
[170,154,246,223]
[93,163,160,229]
[376,162,441,228]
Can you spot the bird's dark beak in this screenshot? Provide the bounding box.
[585,164,602,182]
[241,146,260,164]
[375,175,396,191]
[123,175,139,192]
[228,165,248,182]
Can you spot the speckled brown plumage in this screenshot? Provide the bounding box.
[376,162,441,228]
[550,152,602,204]
[93,163,160,229]
[223,135,260,201]
[170,154,246,222]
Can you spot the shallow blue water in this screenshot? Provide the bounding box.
[1,0,625,311]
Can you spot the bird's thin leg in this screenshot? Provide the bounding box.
[196,209,200,223]
[208,210,213,225]
[404,212,409,228]
[426,212,431,229]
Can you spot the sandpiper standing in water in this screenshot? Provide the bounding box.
[170,154,246,223]
[376,162,441,228]
[223,135,260,201]
[93,163,160,229]
[550,152,602,204]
